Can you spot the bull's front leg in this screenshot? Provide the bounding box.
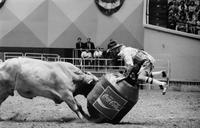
[61,90,86,120]
[0,92,11,121]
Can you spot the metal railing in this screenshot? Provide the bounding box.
[59,57,125,74]
[4,52,23,60]
[3,52,60,62]
[3,52,170,85]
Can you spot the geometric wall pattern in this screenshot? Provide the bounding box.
[0,0,144,49]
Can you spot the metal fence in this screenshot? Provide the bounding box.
[3,52,170,84]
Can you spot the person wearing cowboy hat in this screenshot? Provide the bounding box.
[108,42,168,94]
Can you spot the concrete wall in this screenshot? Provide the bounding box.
[0,0,144,49]
[143,0,200,82]
[144,26,200,82]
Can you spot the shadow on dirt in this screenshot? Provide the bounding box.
[1,113,162,126]
[120,121,157,126]
[3,114,157,126]
[3,113,77,123]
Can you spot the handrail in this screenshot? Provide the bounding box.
[3,51,170,84]
[4,52,23,61]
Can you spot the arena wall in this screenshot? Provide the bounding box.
[1,0,199,82]
[143,0,200,82]
[0,0,144,49]
[144,26,200,82]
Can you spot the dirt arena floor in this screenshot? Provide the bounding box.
[0,89,200,128]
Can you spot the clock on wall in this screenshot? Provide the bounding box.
[0,0,6,9]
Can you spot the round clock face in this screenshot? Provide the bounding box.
[0,0,6,9]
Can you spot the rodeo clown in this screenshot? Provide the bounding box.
[107,41,168,94]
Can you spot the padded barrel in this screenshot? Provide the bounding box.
[87,73,139,123]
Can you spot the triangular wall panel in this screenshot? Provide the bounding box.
[6,0,46,20]
[74,3,98,42]
[0,7,21,39]
[51,23,87,48]
[23,0,48,46]
[0,22,44,47]
[48,0,72,46]
[100,24,142,49]
[0,0,144,49]
[123,1,144,47]
[114,0,142,23]
[96,14,121,47]
[52,0,93,22]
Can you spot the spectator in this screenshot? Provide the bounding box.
[93,47,103,70]
[168,0,179,8]
[81,39,88,50]
[168,10,178,29]
[188,1,197,30]
[85,38,95,53]
[176,7,188,32]
[81,49,92,67]
[188,0,196,17]
[178,0,187,12]
[76,37,83,58]
[196,10,200,34]
[168,0,179,15]
[187,12,197,33]
[93,47,103,58]
[167,0,200,35]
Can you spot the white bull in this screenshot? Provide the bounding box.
[0,57,98,120]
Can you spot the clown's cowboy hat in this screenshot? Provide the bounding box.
[107,41,124,52]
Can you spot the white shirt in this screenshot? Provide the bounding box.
[118,46,155,66]
[93,50,102,58]
[118,46,138,66]
[81,51,92,58]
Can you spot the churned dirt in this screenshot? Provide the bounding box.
[0,89,200,128]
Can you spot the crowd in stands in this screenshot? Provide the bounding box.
[167,0,200,34]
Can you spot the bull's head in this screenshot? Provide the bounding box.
[73,71,99,97]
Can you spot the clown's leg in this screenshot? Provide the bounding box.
[150,70,168,90]
[151,70,167,78]
[138,74,168,95]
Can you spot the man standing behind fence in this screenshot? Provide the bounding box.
[93,47,103,70]
[85,38,95,53]
[76,37,84,58]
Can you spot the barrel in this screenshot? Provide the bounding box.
[87,73,139,123]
